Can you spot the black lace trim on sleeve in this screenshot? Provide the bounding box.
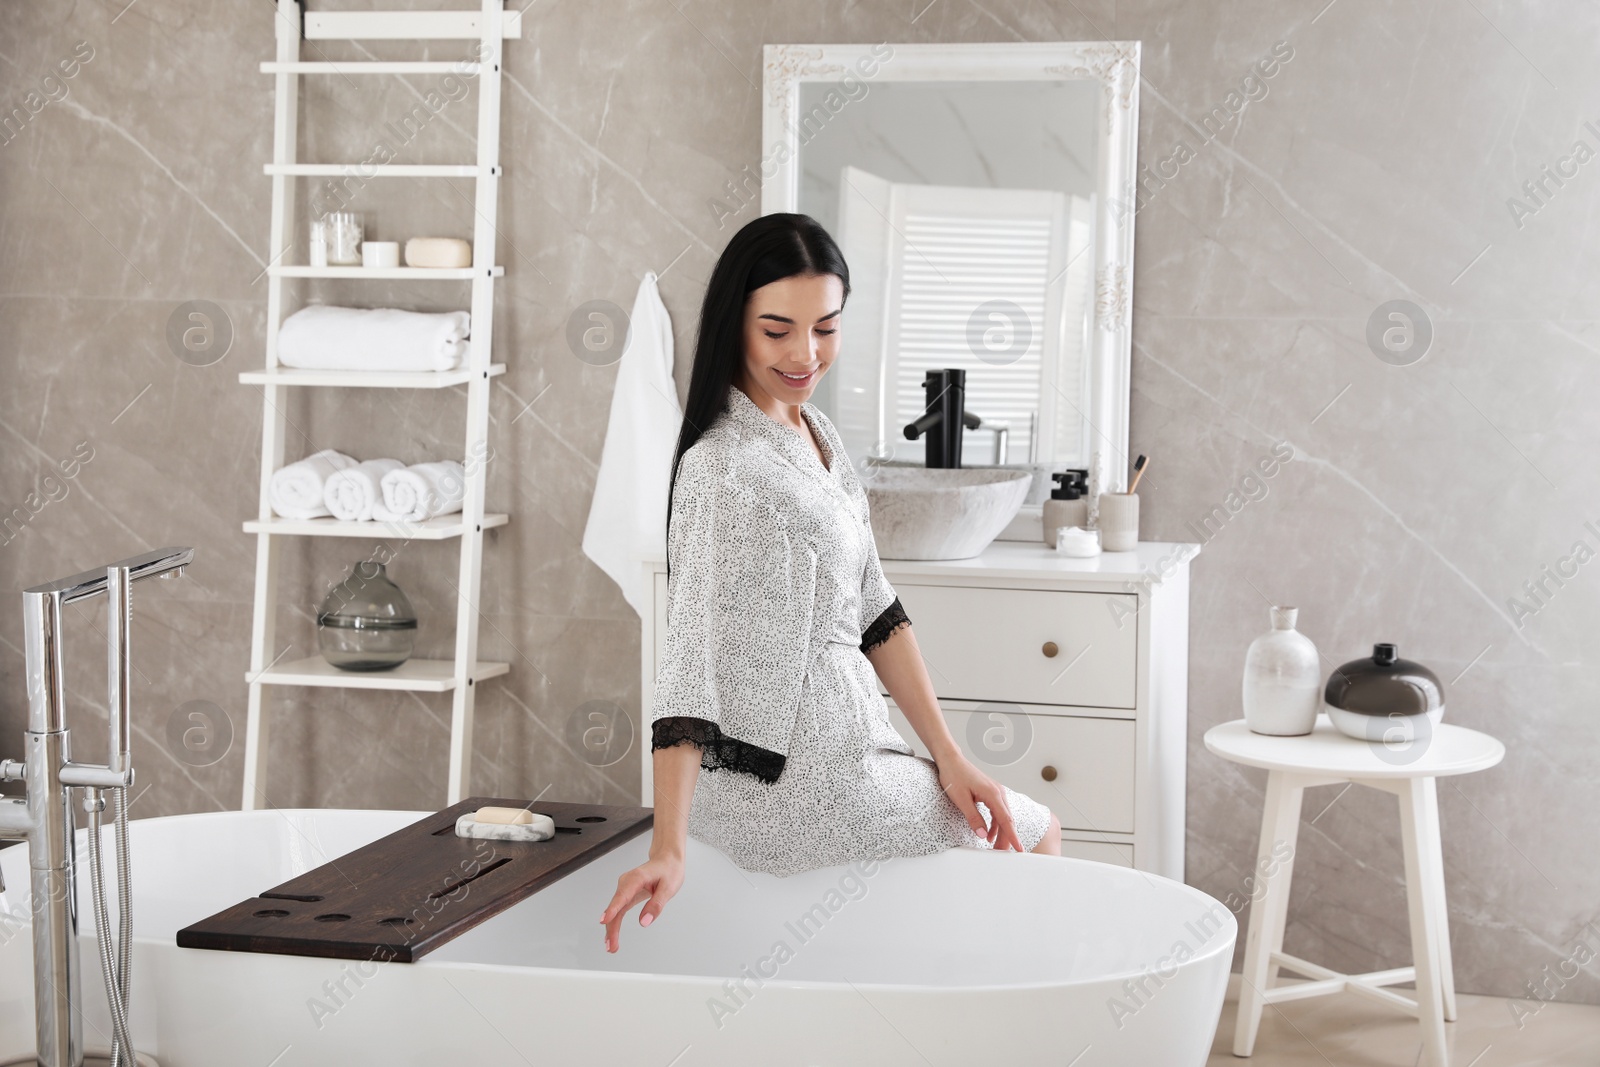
[860,597,912,655]
[650,717,785,785]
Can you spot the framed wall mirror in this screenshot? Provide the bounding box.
[762,42,1140,500]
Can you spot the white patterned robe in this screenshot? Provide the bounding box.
[651,386,1052,876]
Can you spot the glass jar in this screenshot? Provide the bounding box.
[326,211,363,266]
[317,561,417,671]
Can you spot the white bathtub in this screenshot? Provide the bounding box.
[0,810,1233,1065]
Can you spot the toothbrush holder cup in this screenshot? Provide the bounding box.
[1098,492,1140,552]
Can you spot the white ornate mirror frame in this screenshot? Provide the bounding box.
[760,41,1141,496]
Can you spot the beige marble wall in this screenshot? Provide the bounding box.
[1,0,1594,1007]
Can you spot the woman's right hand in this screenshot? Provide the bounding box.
[600,852,684,953]
[606,739,701,952]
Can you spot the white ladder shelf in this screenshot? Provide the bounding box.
[241,0,519,810]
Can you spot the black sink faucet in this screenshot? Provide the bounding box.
[903,368,983,468]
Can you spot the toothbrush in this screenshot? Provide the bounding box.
[1127,454,1148,493]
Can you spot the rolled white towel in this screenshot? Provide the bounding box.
[270,449,356,520]
[374,461,467,523]
[323,458,405,522]
[277,305,471,372]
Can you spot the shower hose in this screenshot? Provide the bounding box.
[86,785,136,1066]
[0,787,157,1067]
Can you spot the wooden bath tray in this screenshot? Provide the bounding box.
[176,798,652,962]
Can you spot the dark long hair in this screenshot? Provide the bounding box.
[665,213,851,564]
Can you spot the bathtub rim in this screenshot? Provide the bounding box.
[0,807,1237,995]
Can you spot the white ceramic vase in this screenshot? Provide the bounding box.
[1242,606,1320,736]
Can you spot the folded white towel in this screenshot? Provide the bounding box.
[270,449,356,520]
[277,305,471,372]
[374,461,467,523]
[323,458,404,522]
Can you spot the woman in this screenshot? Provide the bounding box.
[601,214,1061,953]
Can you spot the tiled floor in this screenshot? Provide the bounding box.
[1206,976,1600,1066]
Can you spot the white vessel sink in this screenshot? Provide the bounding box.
[861,466,1032,560]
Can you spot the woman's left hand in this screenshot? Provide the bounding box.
[936,753,1025,852]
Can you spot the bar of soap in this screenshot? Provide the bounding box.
[405,237,472,269]
[474,806,533,825]
[456,811,555,843]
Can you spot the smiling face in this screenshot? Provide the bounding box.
[735,272,845,413]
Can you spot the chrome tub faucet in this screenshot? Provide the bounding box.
[1,546,193,1067]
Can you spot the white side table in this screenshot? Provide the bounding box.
[1204,714,1504,1067]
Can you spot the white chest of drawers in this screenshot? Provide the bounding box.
[639,540,1198,881]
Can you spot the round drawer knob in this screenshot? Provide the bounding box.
[1042,641,1059,658]
[1041,765,1058,782]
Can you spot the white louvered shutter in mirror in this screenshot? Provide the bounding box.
[835,168,1092,468]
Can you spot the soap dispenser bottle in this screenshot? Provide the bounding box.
[1042,469,1090,548]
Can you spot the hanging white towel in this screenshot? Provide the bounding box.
[323,458,404,521]
[277,305,471,372]
[582,271,682,617]
[373,461,467,523]
[269,449,356,520]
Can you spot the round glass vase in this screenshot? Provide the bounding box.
[316,561,417,671]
